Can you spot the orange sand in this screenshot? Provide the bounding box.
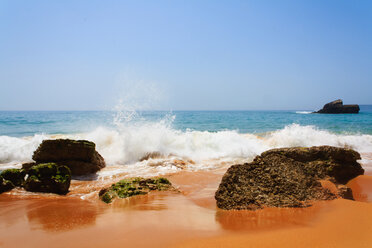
[175,199,372,248]
[0,171,372,248]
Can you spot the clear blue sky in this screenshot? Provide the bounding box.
[1,0,371,110]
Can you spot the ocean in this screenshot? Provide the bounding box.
[1,105,372,177]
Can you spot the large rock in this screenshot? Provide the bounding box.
[29,139,106,176]
[215,146,364,210]
[24,163,71,195]
[315,99,359,114]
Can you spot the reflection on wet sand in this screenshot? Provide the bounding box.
[0,194,33,228]
[175,199,372,248]
[168,170,224,210]
[26,198,101,232]
[111,191,172,211]
[215,203,327,231]
[348,175,372,202]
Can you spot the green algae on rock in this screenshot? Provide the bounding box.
[0,176,15,193]
[0,169,26,186]
[99,177,173,203]
[24,163,71,195]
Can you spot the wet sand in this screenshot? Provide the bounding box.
[175,199,372,248]
[1,169,372,248]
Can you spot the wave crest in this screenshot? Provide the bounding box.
[1,123,371,176]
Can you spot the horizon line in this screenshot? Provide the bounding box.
[0,105,371,112]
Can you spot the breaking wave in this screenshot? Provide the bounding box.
[295,111,312,114]
[1,120,372,177]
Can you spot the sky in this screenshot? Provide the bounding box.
[0,0,371,111]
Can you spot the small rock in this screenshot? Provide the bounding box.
[99,177,173,203]
[0,176,15,193]
[0,169,26,186]
[24,163,71,195]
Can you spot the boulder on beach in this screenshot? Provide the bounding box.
[99,177,173,203]
[0,176,15,193]
[0,169,26,187]
[25,139,106,176]
[215,146,364,210]
[24,163,71,195]
[314,99,359,114]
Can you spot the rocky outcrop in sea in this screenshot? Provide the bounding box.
[314,99,359,114]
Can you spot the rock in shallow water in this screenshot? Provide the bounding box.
[24,163,71,195]
[99,177,173,203]
[215,146,364,210]
[26,139,106,176]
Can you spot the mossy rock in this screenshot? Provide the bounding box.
[0,176,15,193]
[99,177,173,203]
[0,169,26,186]
[24,163,71,195]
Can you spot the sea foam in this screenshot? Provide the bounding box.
[295,111,312,114]
[1,122,372,175]
[0,134,46,164]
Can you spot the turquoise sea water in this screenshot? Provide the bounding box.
[1,106,372,174]
[1,105,372,137]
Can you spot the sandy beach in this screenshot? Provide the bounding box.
[2,0,372,247]
[1,166,372,248]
